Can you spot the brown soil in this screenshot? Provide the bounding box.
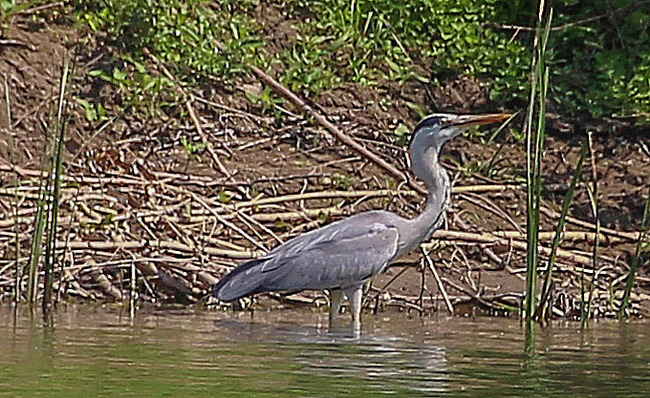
[1,9,649,320]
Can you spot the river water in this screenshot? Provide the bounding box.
[1,305,648,397]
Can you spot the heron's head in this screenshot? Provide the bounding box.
[410,113,511,151]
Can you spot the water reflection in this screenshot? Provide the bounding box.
[0,305,649,397]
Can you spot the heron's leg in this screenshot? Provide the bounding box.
[346,286,364,332]
[329,289,344,325]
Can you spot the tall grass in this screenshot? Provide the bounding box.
[43,59,70,311]
[5,78,21,303]
[524,0,552,356]
[535,143,588,322]
[619,186,650,318]
[25,59,70,307]
[583,133,600,325]
[27,169,48,303]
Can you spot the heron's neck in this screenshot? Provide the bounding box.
[405,146,449,249]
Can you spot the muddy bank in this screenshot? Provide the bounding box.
[0,11,648,319]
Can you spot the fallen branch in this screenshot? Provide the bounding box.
[57,240,258,259]
[144,48,230,177]
[540,206,640,241]
[250,65,427,195]
[428,230,594,266]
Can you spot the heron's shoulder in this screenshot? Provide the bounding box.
[265,210,402,259]
[343,210,406,226]
[305,210,400,238]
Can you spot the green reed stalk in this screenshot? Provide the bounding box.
[524,0,552,357]
[583,132,600,326]
[536,143,588,322]
[619,185,650,318]
[43,59,70,311]
[525,5,552,320]
[27,163,49,304]
[5,78,21,302]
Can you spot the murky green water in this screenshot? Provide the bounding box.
[1,305,648,397]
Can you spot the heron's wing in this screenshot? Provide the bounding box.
[260,215,393,269]
[259,220,400,291]
[213,214,401,301]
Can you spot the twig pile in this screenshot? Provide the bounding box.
[1,68,648,320]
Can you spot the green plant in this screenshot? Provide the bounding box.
[524,1,552,357]
[76,0,263,115]
[87,59,176,117]
[498,0,650,121]
[4,76,21,303]
[0,0,39,21]
[535,143,587,323]
[619,185,650,318]
[25,59,71,307]
[180,136,206,162]
[78,0,262,78]
[393,124,410,147]
[278,0,528,98]
[76,98,107,123]
[74,0,650,124]
[244,86,285,116]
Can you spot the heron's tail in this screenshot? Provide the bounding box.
[212,259,268,302]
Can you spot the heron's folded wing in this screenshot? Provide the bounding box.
[260,223,399,291]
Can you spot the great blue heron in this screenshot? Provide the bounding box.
[213,112,510,329]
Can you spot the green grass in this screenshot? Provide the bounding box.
[74,0,263,117]
[582,133,600,325]
[73,0,528,117]
[499,0,650,121]
[4,75,21,303]
[535,143,587,323]
[42,58,71,310]
[524,1,552,357]
[23,59,71,306]
[619,186,650,318]
[72,0,649,124]
[274,0,528,95]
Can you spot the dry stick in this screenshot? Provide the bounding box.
[383,291,521,304]
[1,203,347,228]
[223,185,516,211]
[193,95,273,124]
[493,230,620,243]
[426,230,593,266]
[189,192,267,251]
[439,276,513,312]
[0,162,147,186]
[372,265,412,306]
[421,247,454,314]
[459,192,523,232]
[249,66,427,196]
[0,162,518,196]
[143,48,230,177]
[540,206,639,241]
[436,229,617,247]
[237,211,283,244]
[57,240,257,259]
[228,189,413,210]
[1,207,627,249]
[17,1,65,15]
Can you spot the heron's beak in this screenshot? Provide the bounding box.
[449,113,512,128]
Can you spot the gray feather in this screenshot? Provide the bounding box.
[213,212,401,301]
